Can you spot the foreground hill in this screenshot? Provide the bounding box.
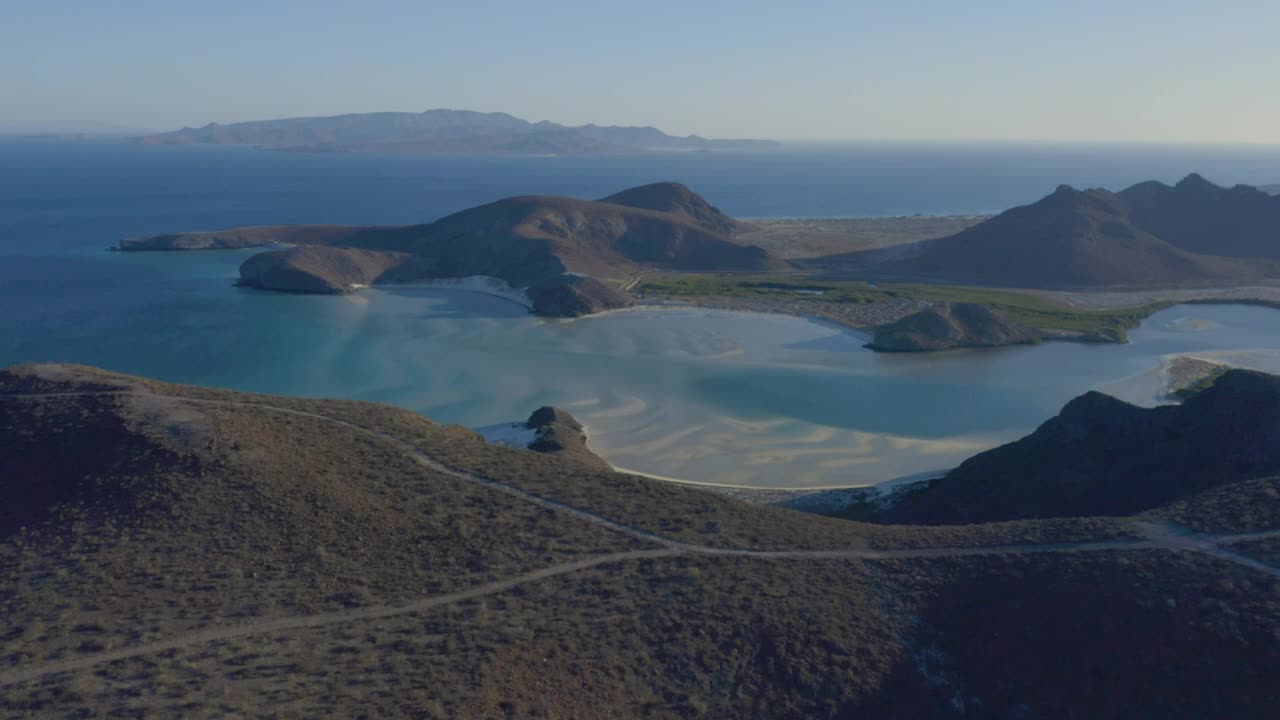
[886,369,1280,524]
[138,109,780,155]
[1,364,1278,718]
[819,174,1280,288]
[119,182,785,316]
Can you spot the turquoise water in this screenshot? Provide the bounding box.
[4,139,1280,486]
[7,248,1280,486]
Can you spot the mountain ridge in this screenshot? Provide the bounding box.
[820,174,1280,288]
[138,109,780,155]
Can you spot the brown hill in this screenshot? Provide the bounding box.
[818,176,1280,288]
[525,274,633,317]
[599,181,738,235]
[119,184,787,313]
[370,192,783,284]
[237,246,426,294]
[1,364,1277,718]
[854,184,1259,287]
[867,302,1040,352]
[885,369,1280,524]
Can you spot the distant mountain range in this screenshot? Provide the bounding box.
[820,174,1280,287]
[137,109,781,155]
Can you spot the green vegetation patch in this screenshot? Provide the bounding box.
[1173,365,1232,400]
[641,274,1168,339]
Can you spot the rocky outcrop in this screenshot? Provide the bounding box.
[884,369,1280,523]
[866,303,1040,352]
[1164,356,1230,400]
[523,406,608,468]
[237,247,426,294]
[525,275,632,317]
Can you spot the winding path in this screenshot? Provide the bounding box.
[2,388,1278,688]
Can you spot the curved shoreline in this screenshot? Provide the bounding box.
[381,275,533,309]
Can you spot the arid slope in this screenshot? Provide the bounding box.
[1,364,1277,718]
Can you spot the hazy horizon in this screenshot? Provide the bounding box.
[3,0,1278,144]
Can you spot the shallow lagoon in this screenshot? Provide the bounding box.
[6,140,1280,486]
[6,247,1280,487]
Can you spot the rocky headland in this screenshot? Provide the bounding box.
[115,225,390,251]
[522,406,609,468]
[866,302,1040,352]
[236,246,426,294]
[118,182,783,319]
[883,369,1280,524]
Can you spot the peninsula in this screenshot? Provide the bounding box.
[116,175,1280,350]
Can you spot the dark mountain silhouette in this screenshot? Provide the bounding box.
[138,109,779,154]
[885,369,1280,523]
[1119,173,1280,258]
[820,174,1280,287]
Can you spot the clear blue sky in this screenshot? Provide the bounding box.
[2,0,1277,142]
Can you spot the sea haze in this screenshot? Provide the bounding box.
[4,138,1280,486]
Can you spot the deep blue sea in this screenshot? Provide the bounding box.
[4,138,1280,487]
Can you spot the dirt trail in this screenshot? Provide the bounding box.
[1133,521,1280,578]
[3,389,1279,687]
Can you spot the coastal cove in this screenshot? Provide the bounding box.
[5,244,1280,486]
[7,138,1280,486]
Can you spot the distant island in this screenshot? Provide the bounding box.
[137,109,781,155]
